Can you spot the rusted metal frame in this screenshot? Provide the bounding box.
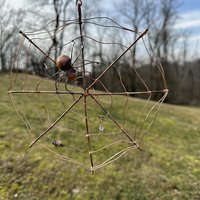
[77,0,94,173]
[29,94,83,148]
[19,31,56,64]
[86,29,148,91]
[90,95,142,151]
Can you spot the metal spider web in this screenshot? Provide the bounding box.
[8,1,168,173]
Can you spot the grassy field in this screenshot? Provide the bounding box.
[0,73,200,200]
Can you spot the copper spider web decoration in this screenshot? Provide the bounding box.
[8,0,168,173]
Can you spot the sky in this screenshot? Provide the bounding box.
[176,0,200,57]
[6,0,200,60]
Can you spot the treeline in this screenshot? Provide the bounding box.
[136,60,200,104]
[0,0,199,105]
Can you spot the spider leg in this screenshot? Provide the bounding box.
[47,70,60,80]
[55,72,64,91]
[55,72,67,108]
[65,76,75,101]
[75,76,84,89]
[43,62,57,78]
[36,71,60,91]
[71,47,82,68]
[44,63,54,70]
[70,41,75,63]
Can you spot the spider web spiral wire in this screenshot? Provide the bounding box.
[8,1,168,173]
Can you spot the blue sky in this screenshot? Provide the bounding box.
[178,0,200,33]
[7,0,200,59]
[179,0,200,12]
[176,0,200,59]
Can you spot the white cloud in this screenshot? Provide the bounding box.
[173,10,200,60]
[7,0,25,9]
[174,10,200,29]
[174,19,200,29]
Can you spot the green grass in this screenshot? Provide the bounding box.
[0,73,200,200]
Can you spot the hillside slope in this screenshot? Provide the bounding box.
[0,73,200,200]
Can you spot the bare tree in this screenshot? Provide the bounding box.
[0,0,25,72]
[47,0,72,60]
[115,0,154,63]
[18,0,105,77]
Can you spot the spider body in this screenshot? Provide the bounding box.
[56,55,71,71]
[56,55,77,80]
[67,68,77,80]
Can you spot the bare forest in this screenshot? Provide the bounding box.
[1,0,200,105]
